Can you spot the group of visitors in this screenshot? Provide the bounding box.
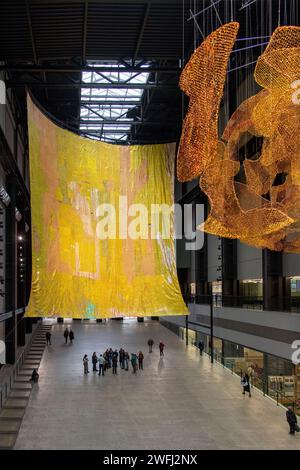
[83,349,144,375]
[83,339,166,375]
[63,328,74,344]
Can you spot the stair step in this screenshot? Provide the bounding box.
[0,432,17,449]
[0,408,25,419]
[23,364,40,369]
[9,390,31,399]
[12,383,32,391]
[18,370,34,376]
[0,419,21,433]
[15,377,31,383]
[4,399,28,408]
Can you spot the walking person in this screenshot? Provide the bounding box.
[46,331,51,345]
[63,328,69,344]
[159,341,165,357]
[131,353,138,374]
[286,406,298,435]
[148,338,154,353]
[83,354,89,374]
[112,354,118,375]
[98,354,105,376]
[198,340,204,356]
[92,352,98,372]
[241,372,251,397]
[138,351,144,370]
[69,329,74,344]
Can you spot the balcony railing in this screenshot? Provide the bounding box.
[185,294,300,313]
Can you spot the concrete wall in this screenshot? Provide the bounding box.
[237,241,262,280]
[283,254,300,278]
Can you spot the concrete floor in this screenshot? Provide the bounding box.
[14,319,299,450]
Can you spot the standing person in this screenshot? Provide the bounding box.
[198,340,204,356]
[92,352,98,372]
[131,353,137,374]
[124,351,129,371]
[69,329,74,344]
[286,406,298,435]
[98,354,105,376]
[241,372,251,397]
[108,349,113,368]
[112,354,118,375]
[159,341,165,357]
[138,351,144,370]
[119,348,124,368]
[46,331,51,345]
[83,354,89,374]
[148,338,154,353]
[63,328,69,344]
[103,350,108,371]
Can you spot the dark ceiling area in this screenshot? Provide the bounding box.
[0,0,298,146]
[0,0,194,145]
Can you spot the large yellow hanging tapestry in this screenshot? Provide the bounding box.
[26,96,188,319]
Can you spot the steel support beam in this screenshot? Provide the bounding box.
[7,82,177,89]
[0,66,180,74]
[133,3,151,64]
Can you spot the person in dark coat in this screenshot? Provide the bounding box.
[138,351,144,370]
[69,330,74,344]
[241,372,251,397]
[148,338,154,353]
[63,328,69,344]
[119,348,124,368]
[45,331,51,345]
[92,352,98,372]
[112,354,118,375]
[30,369,39,383]
[286,406,298,435]
[198,341,204,356]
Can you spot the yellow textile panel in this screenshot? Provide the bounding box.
[26,96,188,318]
[178,24,300,253]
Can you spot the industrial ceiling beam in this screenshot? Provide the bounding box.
[0,66,180,73]
[133,3,151,65]
[79,120,178,125]
[7,82,177,89]
[82,0,89,64]
[28,0,181,4]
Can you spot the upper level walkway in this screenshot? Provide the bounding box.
[14,319,299,450]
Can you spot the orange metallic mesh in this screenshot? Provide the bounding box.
[176,22,239,182]
[178,24,300,252]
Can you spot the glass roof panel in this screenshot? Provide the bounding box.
[80,63,149,142]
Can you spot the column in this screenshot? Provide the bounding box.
[263,249,283,311]
[5,175,16,364]
[17,312,25,347]
[222,239,238,307]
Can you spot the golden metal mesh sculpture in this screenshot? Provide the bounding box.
[177,24,300,252]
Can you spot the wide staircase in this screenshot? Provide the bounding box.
[0,322,52,449]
